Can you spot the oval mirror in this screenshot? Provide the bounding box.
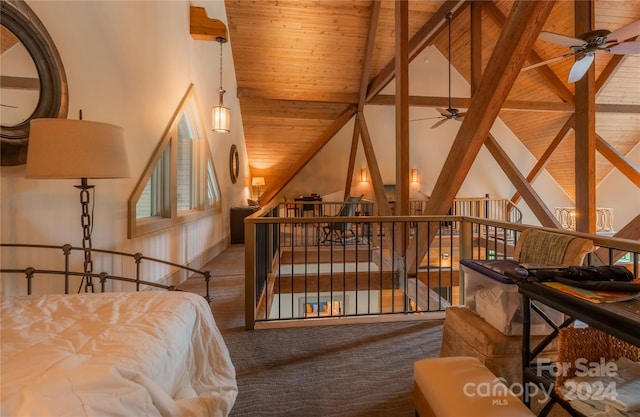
[0,0,68,166]
[229,144,239,184]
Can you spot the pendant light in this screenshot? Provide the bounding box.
[212,36,230,133]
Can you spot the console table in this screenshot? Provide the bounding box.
[230,206,259,244]
[295,195,322,216]
[518,279,640,417]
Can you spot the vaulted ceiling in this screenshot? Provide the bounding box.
[224,0,639,227]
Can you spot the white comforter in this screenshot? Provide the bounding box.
[1,291,237,417]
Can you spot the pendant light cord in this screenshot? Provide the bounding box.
[219,40,224,93]
[218,39,226,106]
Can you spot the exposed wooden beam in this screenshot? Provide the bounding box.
[594,214,640,263]
[510,115,574,204]
[358,112,392,217]
[237,87,358,104]
[594,104,640,113]
[595,36,638,96]
[470,1,483,94]
[484,134,562,228]
[241,90,640,115]
[189,6,227,41]
[395,0,410,219]
[574,0,596,234]
[345,0,380,200]
[344,114,361,200]
[357,0,381,112]
[371,95,573,112]
[370,94,640,113]
[366,0,464,102]
[483,1,575,105]
[595,133,640,188]
[407,0,555,275]
[596,55,625,95]
[259,105,357,204]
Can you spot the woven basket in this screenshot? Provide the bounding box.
[556,326,640,395]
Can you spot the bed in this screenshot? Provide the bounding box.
[1,291,237,417]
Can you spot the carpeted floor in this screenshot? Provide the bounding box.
[180,245,444,417]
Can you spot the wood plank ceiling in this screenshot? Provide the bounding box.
[225,0,640,206]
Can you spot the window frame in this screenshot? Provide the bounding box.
[128,85,221,238]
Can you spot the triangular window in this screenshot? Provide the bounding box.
[128,85,220,237]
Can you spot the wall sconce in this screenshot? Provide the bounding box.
[360,168,367,183]
[212,36,230,133]
[411,169,418,183]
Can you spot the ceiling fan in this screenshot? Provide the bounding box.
[411,12,466,129]
[522,19,640,83]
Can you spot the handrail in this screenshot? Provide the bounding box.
[0,243,212,300]
[244,208,639,329]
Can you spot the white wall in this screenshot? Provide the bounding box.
[1,0,249,295]
[597,142,640,230]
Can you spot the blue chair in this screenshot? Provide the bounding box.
[318,194,363,244]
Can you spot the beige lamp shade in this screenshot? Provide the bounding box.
[25,118,130,179]
[251,177,265,187]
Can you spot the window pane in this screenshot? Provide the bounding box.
[177,113,195,211]
[136,180,153,218]
[207,159,220,207]
[136,144,169,219]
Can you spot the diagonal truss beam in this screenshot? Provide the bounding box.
[366,0,465,102]
[510,115,574,205]
[595,134,640,188]
[483,1,574,105]
[484,134,561,227]
[344,114,361,200]
[358,112,391,217]
[345,0,381,200]
[406,0,555,275]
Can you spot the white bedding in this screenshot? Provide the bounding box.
[1,291,237,417]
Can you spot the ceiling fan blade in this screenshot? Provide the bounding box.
[410,116,443,122]
[606,41,640,55]
[436,107,452,117]
[521,53,575,71]
[431,118,448,129]
[568,53,595,83]
[539,31,587,47]
[455,112,466,121]
[607,20,640,43]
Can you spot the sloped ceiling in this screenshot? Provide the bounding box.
[225,0,640,204]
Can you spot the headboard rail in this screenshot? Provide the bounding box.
[1,243,212,301]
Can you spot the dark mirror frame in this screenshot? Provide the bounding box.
[1,0,68,166]
[229,144,239,184]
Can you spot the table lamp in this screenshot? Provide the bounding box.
[252,176,265,203]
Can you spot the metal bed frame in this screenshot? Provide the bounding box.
[0,243,212,301]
